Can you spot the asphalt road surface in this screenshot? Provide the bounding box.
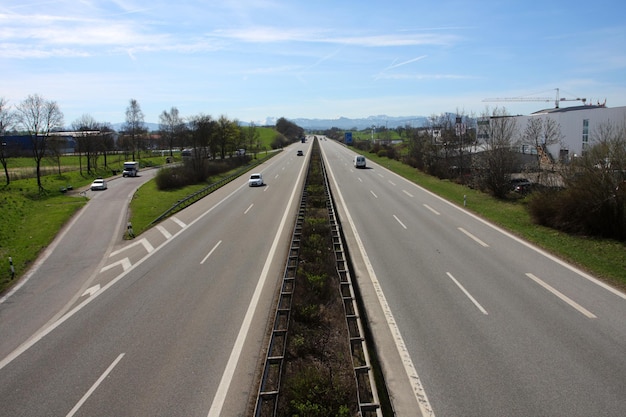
[319,138,626,417]
[0,147,309,416]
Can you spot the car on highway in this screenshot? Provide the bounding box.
[353,155,366,168]
[248,173,264,187]
[297,150,304,156]
[511,178,532,193]
[90,178,107,191]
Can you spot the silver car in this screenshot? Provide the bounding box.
[248,173,264,187]
[90,178,107,190]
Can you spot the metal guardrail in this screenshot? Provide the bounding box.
[149,160,265,226]
[254,141,382,417]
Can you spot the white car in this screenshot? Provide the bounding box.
[248,173,264,187]
[90,178,107,190]
[353,155,366,168]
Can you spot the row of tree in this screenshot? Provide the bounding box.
[0,94,303,192]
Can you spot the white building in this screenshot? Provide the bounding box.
[511,104,626,162]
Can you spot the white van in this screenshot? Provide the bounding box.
[353,155,366,168]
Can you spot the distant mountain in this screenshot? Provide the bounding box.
[110,115,428,132]
[287,115,428,131]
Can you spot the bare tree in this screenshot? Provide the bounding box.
[123,99,146,160]
[15,94,64,192]
[0,98,16,185]
[159,107,186,157]
[187,114,215,180]
[474,107,518,198]
[521,116,563,171]
[72,114,103,174]
[534,118,626,239]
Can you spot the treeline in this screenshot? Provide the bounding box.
[0,94,304,192]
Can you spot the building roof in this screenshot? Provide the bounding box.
[531,104,607,115]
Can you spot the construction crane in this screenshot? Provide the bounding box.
[483,88,586,108]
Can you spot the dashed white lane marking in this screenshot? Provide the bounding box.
[394,215,408,230]
[201,241,222,265]
[320,144,435,417]
[66,353,125,417]
[423,204,440,215]
[526,273,597,318]
[446,272,488,315]
[458,227,489,247]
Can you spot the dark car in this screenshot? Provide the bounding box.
[297,150,303,156]
[511,178,532,193]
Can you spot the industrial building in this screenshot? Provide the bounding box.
[512,104,626,163]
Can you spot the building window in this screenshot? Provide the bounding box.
[582,119,589,151]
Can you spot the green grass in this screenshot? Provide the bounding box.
[2,142,625,294]
[127,150,280,237]
[365,151,626,289]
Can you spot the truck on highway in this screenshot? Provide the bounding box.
[122,161,139,177]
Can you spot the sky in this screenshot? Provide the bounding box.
[1,0,625,127]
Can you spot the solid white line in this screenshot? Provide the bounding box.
[66,353,125,417]
[526,273,597,318]
[458,227,489,247]
[423,204,440,215]
[370,190,378,198]
[320,144,435,417]
[200,241,222,265]
[446,272,488,315]
[207,148,308,417]
[403,190,414,197]
[156,225,172,239]
[244,203,254,214]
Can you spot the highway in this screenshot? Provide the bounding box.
[0,146,309,416]
[319,138,626,416]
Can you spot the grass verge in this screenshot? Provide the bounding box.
[366,152,626,289]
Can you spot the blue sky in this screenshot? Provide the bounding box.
[1,0,625,127]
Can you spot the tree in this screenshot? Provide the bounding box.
[215,115,238,159]
[529,118,626,240]
[15,94,64,192]
[0,98,16,185]
[243,122,261,156]
[474,107,518,198]
[275,117,304,142]
[123,99,146,160]
[187,114,215,180]
[72,114,106,174]
[159,107,186,157]
[521,116,563,172]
